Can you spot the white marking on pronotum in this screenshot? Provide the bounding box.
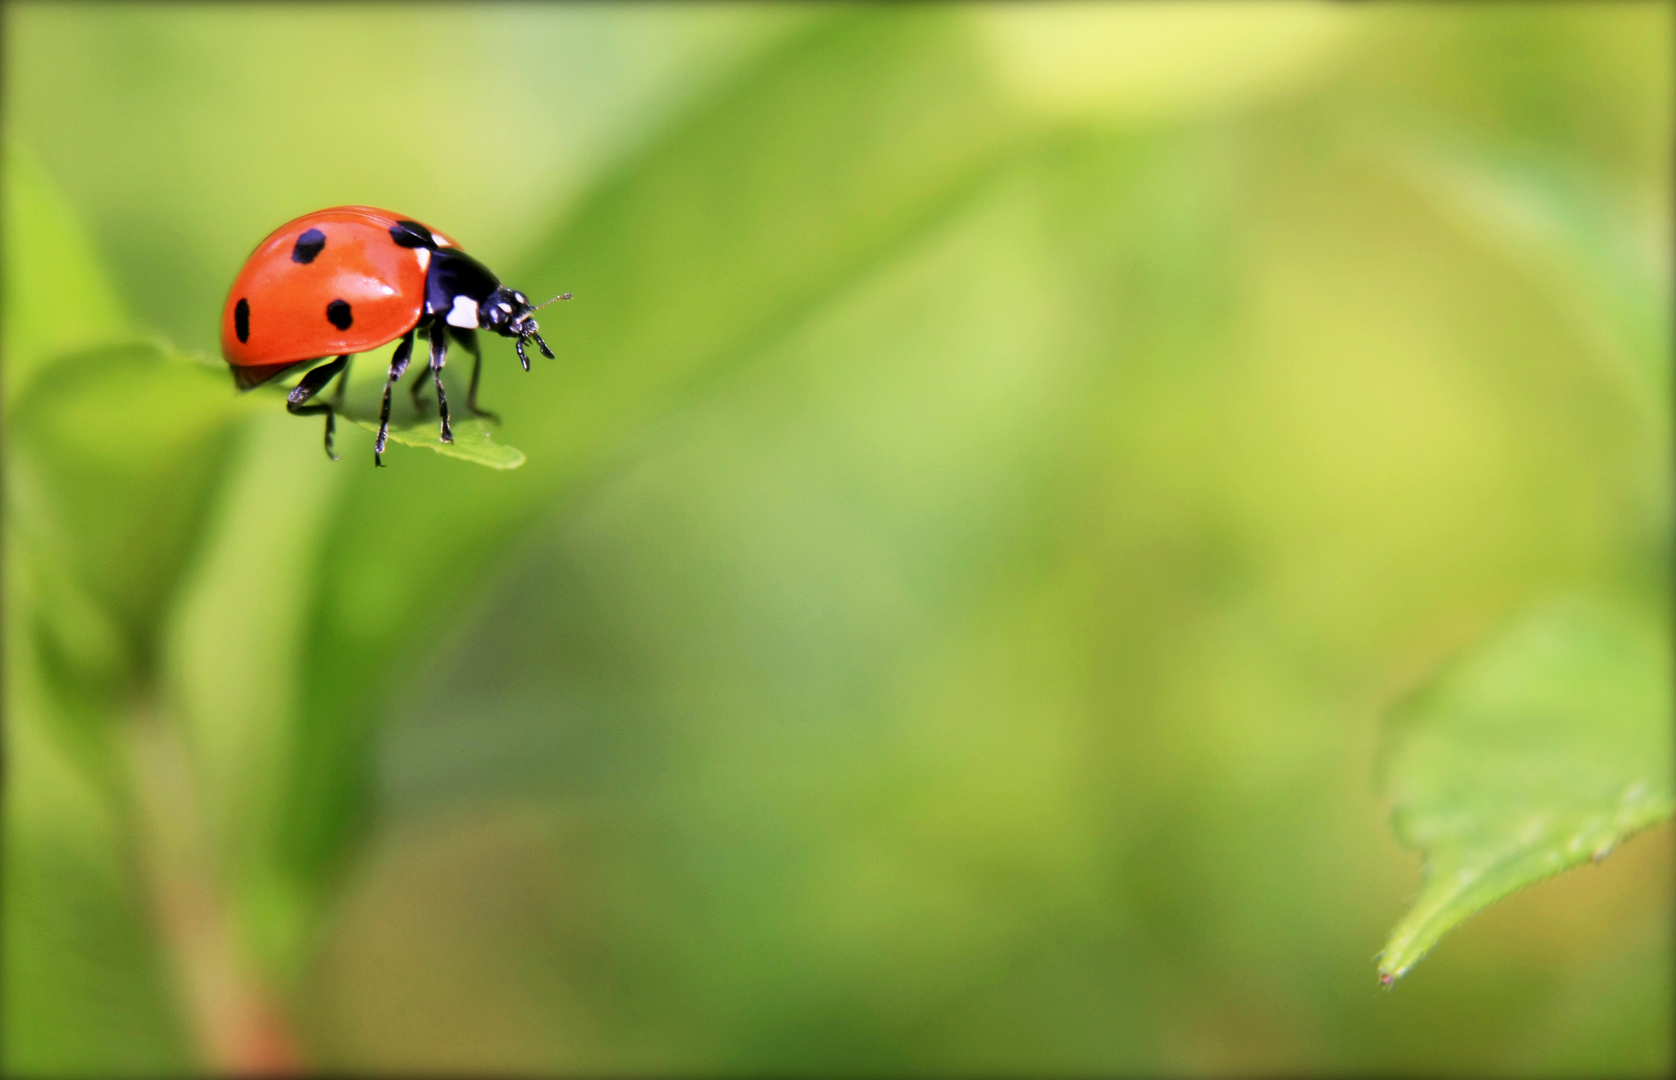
[415,248,432,272]
[446,294,480,328]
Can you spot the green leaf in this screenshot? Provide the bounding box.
[6,339,256,688]
[345,416,524,470]
[2,593,193,1075]
[1385,137,1671,436]
[1377,597,1674,983]
[1,141,127,404]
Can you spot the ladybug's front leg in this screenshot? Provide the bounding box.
[287,355,350,461]
[428,319,453,444]
[375,330,416,467]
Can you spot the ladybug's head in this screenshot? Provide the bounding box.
[480,286,570,371]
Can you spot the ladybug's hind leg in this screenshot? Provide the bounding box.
[450,326,499,424]
[286,355,350,461]
[428,319,453,444]
[333,353,354,408]
[409,327,433,413]
[375,330,416,467]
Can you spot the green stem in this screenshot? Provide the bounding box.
[124,707,304,1075]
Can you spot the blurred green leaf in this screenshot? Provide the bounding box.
[8,340,255,688]
[346,416,524,470]
[1377,598,1674,983]
[1,141,127,403]
[1387,138,1671,436]
[2,663,192,1076]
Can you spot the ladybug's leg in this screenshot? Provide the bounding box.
[429,319,454,444]
[450,326,499,424]
[374,330,416,467]
[333,353,354,409]
[409,327,432,412]
[286,355,349,461]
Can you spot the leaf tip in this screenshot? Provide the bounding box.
[1376,955,1412,986]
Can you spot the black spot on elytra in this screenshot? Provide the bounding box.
[390,220,434,249]
[291,228,326,263]
[326,299,353,331]
[234,298,250,343]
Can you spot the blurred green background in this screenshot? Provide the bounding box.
[3,2,1671,1075]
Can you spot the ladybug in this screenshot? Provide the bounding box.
[220,205,568,465]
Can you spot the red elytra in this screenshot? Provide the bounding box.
[221,206,457,377]
[219,205,568,466]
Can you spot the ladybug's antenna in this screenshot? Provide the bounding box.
[533,292,572,311]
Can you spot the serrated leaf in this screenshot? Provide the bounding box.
[345,416,524,470]
[1377,597,1674,984]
